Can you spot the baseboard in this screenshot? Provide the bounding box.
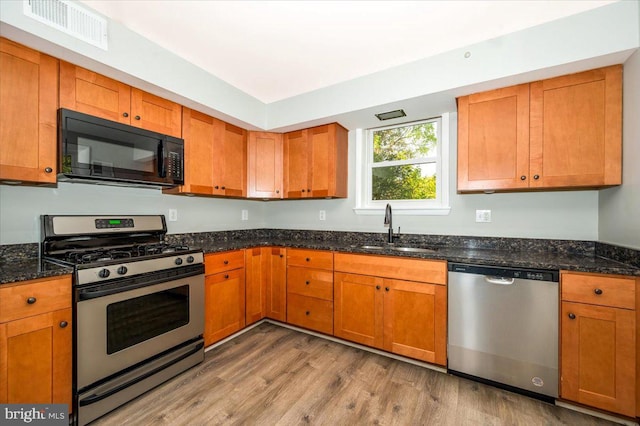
[555,401,638,426]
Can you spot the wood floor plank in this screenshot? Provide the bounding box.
[92,323,619,426]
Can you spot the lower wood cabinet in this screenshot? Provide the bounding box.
[204,251,245,345]
[286,249,334,334]
[0,276,72,410]
[560,271,638,417]
[334,254,447,365]
[245,247,287,324]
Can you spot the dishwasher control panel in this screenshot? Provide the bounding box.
[448,263,559,282]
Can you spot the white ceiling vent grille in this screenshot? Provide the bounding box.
[23,0,108,50]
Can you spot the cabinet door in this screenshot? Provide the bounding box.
[168,108,216,195]
[561,301,635,416]
[530,66,622,188]
[0,309,72,409]
[334,272,383,348]
[308,123,348,198]
[247,132,283,198]
[130,88,182,138]
[204,269,245,345]
[457,84,530,191]
[59,61,130,124]
[219,122,247,197]
[283,129,310,198]
[0,38,58,184]
[245,248,267,325]
[383,279,446,365]
[266,247,287,321]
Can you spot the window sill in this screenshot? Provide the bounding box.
[353,206,451,216]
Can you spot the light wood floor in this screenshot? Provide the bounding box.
[93,323,618,425]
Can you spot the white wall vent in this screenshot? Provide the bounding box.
[23,0,108,50]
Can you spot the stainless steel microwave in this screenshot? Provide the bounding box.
[58,109,184,188]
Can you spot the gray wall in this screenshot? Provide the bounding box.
[263,115,599,240]
[0,184,266,244]
[599,49,640,249]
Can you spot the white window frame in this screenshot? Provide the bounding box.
[354,113,450,215]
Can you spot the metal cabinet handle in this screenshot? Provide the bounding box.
[594,288,603,295]
[307,188,311,192]
[305,281,310,285]
[305,258,310,262]
[533,175,540,180]
[302,189,306,193]
[214,186,219,189]
[44,167,53,173]
[520,175,526,181]
[375,285,381,290]
[305,311,310,316]
[223,260,229,265]
[59,321,68,328]
[134,115,141,120]
[123,112,129,118]
[568,313,576,320]
[385,287,390,292]
[224,274,229,279]
[27,297,37,304]
[221,186,226,190]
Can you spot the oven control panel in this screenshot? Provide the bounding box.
[95,218,135,229]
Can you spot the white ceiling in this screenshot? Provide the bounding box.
[80,0,615,104]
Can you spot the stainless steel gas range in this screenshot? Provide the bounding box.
[41,215,205,426]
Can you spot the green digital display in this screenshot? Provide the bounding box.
[109,220,122,225]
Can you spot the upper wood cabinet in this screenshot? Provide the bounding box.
[0,38,58,185]
[283,123,348,199]
[457,65,622,192]
[247,132,283,199]
[164,108,246,197]
[59,61,182,138]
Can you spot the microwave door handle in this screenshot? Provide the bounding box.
[158,138,167,178]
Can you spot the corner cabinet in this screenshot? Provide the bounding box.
[247,132,283,199]
[0,38,58,185]
[0,276,72,411]
[245,247,287,324]
[333,253,447,365]
[59,61,182,138]
[164,108,247,197]
[560,271,637,417]
[457,65,622,192]
[283,123,348,199]
[204,251,246,345]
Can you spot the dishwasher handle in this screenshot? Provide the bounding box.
[484,276,515,285]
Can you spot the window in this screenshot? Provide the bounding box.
[355,114,450,215]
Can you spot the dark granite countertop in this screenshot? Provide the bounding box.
[193,239,640,277]
[2,229,638,286]
[0,258,73,286]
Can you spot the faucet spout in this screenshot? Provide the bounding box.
[384,203,393,244]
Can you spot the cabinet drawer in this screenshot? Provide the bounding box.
[561,272,635,310]
[0,276,72,323]
[334,253,447,285]
[287,249,333,270]
[287,267,333,301]
[287,293,333,335]
[205,250,245,275]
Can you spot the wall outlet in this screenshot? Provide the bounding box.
[319,210,326,221]
[241,210,249,221]
[168,209,178,222]
[475,209,491,223]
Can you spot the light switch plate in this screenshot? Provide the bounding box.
[475,209,491,223]
[241,210,249,221]
[319,210,326,221]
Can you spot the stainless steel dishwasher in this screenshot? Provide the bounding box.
[448,263,559,399]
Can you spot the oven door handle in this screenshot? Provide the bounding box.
[78,340,204,407]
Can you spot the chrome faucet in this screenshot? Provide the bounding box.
[384,203,394,244]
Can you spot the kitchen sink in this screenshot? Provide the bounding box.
[392,246,436,253]
[358,245,385,250]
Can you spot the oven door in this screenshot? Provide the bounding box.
[76,272,204,390]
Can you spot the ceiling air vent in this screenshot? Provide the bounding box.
[23,0,108,50]
[375,109,406,121]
